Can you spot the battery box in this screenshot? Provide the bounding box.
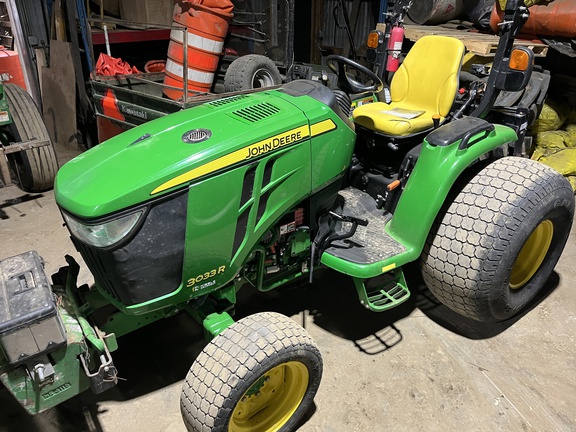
[0,251,66,365]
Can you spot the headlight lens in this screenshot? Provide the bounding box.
[63,210,144,248]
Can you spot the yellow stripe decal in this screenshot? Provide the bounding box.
[381,263,396,273]
[151,124,310,195]
[310,119,337,137]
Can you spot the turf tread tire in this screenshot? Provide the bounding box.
[4,83,58,191]
[224,55,282,92]
[180,312,322,432]
[421,157,574,322]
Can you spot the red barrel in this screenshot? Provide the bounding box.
[0,46,27,90]
[490,0,576,38]
[163,1,233,100]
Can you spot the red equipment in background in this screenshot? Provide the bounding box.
[385,1,412,73]
[490,0,576,38]
[0,46,26,90]
[386,25,404,72]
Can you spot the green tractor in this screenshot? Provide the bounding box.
[0,1,573,431]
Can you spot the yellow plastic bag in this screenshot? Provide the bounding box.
[566,124,576,148]
[567,176,576,192]
[531,146,545,161]
[535,130,569,149]
[531,100,567,133]
[499,0,554,8]
[531,146,561,162]
[538,148,576,176]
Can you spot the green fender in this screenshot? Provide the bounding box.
[389,123,518,264]
[321,122,518,278]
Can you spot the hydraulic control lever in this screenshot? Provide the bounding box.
[309,212,369,283]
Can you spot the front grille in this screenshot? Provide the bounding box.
[75,192,188,306]
[77,243,121,301]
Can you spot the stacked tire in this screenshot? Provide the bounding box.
[4,84,58,192]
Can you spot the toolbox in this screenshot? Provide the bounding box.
[0,251,66,365]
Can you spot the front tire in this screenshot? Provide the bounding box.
[421,157,574,322]
[180,312,322,432]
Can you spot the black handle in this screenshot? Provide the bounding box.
[458,122,495,150]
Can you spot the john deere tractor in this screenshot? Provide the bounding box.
[0,1,573,431]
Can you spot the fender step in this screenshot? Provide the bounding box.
[353,269,410,312]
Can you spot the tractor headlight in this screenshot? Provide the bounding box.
[62,210,144,248]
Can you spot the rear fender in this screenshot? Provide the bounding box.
[386,118,518,264]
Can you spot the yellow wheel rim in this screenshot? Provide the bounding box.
[509,220,554,290]
[229,361,309,432]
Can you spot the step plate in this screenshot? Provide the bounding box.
[323,188,406,265]
[366,280,411,311]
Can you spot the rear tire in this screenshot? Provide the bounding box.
[180,312,322,432]
[421,157,574,322]
[4,84,58,192]
[224,55,282,92]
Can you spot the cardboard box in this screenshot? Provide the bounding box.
[103,0,120,16]
[120,0,175,26]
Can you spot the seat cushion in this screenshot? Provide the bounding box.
[353,101,441,136]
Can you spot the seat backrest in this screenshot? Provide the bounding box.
[390,35,465,116]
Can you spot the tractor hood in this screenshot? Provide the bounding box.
[56,90,313,218]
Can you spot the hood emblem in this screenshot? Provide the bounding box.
[182,128,212,144]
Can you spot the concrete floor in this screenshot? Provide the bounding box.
[1,147,575,432]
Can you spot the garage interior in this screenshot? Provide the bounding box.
[1,0,576,431]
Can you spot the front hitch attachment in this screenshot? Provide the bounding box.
[80,346,118,394]
[28,355,56,386]
[63,255,119,394]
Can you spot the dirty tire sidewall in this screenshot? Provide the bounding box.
[224,54,282,92]
[421,157,574,322]
[4,83,58,192]
[180,312,322,432]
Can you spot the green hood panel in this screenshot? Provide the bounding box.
[55,91,312,218]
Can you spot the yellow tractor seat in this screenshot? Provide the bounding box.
[353,35,465,137]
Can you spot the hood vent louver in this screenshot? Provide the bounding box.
[208,95,249,107]
[232,102,281,123]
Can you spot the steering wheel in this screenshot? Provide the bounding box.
[326,55,383,94]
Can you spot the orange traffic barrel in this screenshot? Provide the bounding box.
[490,0,576,38]
[144,60,166,73]
[0,46,27,90]
[163,2,233,100]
